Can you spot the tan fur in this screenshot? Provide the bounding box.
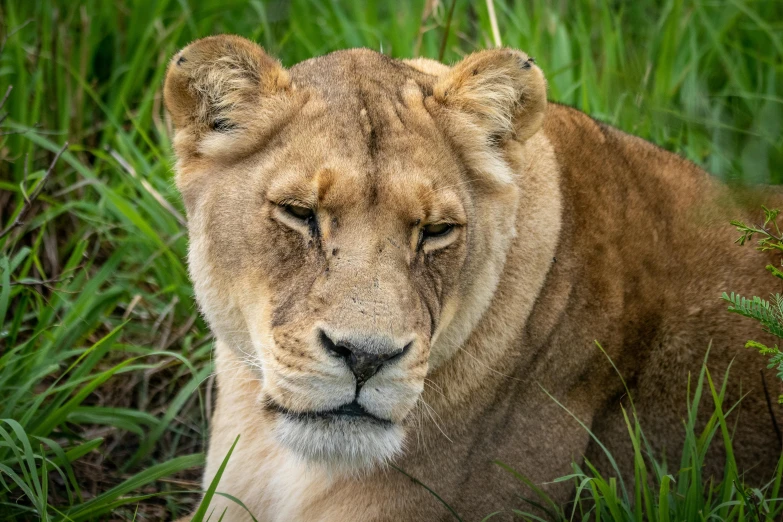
[165,36,782,521]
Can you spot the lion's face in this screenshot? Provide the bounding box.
[165,36,547,469]
[192,80,471,467]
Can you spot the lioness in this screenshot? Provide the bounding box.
[164,35,781,521]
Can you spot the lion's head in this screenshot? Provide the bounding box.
[164,35,547,470]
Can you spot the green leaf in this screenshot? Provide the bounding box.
[66,453,204,519]
[191,436,249,522]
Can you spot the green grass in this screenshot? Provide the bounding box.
[497,351,783,522]
[0,0,781,519]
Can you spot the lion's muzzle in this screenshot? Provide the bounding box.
[262,326,424,470]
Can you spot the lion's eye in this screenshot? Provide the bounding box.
[283,204,314,221]
[422,223,454,239]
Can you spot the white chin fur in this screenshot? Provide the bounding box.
[273,414,405,472]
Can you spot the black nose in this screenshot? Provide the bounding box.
[319,330,411,387]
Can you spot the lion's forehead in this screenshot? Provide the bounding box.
[287,50,446,159]
[239,52,463,214]
[289,48,435,100]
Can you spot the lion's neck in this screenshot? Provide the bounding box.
[422,130,564,420]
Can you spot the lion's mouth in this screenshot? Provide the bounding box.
[265,399,393,425]
[266,397,406,468]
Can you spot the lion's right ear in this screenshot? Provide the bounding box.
[164,35,294,160]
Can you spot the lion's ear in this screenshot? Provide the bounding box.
[164,35,293,159]
[432,49,547,144]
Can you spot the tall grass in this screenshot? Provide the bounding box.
[0,0,781,519]
[498,353,783,522]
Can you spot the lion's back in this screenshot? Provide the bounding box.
[534,103,782,484]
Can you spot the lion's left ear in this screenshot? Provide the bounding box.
[432,49,547,144]
[164,35,295,161]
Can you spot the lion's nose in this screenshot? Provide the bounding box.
[319,329,412,387]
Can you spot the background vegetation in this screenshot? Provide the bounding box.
[0,0,781,519]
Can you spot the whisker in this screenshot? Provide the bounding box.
[418,398,453,443]
[423,378,446,398]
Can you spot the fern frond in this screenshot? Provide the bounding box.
[721,292,783,339]
[770,351,783,376]
[775,293,783,320]
[767,264,783,280]
[744,340,779,356]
